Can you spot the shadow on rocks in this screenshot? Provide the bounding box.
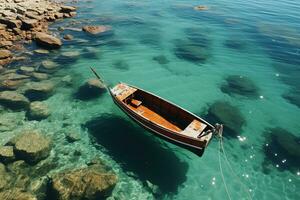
[83,114,188,196]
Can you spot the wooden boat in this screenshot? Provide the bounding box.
[90,68,222,156]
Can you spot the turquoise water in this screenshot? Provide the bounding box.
[3,0,300,199]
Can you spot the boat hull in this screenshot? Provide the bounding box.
[109,89,208,156]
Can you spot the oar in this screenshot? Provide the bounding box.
[89,67,109,91]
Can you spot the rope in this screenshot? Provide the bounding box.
[218,138,232,200]
[220,137,253,200]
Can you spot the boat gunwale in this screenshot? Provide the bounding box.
[109,82,215,142]
[110,91,206,151]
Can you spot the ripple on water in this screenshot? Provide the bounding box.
[83,114,188,195]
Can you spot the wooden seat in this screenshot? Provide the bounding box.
[181,120,207,138]
[131,99,142,108]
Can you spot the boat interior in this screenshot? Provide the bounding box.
[120,88,210,138]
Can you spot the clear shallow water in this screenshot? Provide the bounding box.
[2,0,300,199]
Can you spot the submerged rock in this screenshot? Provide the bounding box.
[221,75,259,98]
[224,39,247,50]
[75,79,106,100]
[153,55,170,65]
[31,72,49,81]
[34,49,50,54]
[0,91,29,110]
[34,32,62,49]
[174,39,210,63]
[0,146,15,164]
[263,127,300,173]
[282,88,300,108]
[0,49,12,59]
[63,34,73,40]
[18,66,35,76]
[27,101,51,120]
[13,130,51,164]
[82,25,111,35]
[65,131,81,143]
[38,60,59,73]
[112,60,129,70]
[205,101,246,137]
[194,5,209,11]
[50,163,117,200]
[24,81,54,101]
[0,188,37,200]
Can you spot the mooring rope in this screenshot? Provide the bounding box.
[219,137,253,200]
[218,138,232,200]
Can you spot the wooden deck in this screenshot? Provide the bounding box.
[126,102,182,132]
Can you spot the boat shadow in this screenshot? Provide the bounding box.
[83,113,188,195]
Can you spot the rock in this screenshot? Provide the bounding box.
[194,5,209,11]
[153,55,169,65]
[0,79,28,90]
[54,12,64,19]
[34,32,62,49]
[221,75,259,98]
[0,49,12,59]
[61,75,73,86]
[174,39,210,63]
[0,112,24,132]
[112,60,129,70]
[0,146,15,163]
[0,18,21,29]
[263,127,300,173]
[21,19,39,30]
[0,65,4,73]
[75,79,106,100]
[0,91,29,110]
[63,34,73,40]
[65,131,80,143]
[34,49,50,54]
[60,5,77,13]
[39,60,59,73]
[24,81,54,101]
[282,89,300,108]
[31,72,49,81]
[206,101,246,137]
[18,66,35,75]
[59,51,80,63]
[82,25,111,35]
[0,40,13,48]
[26,12,43,21]
[50,163,117,200]
[27,101,51,120]
[0,163,11,190]
[14,130,51,164]
[0,188,38,200]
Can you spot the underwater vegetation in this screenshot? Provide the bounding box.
[203,101,246,138]
[220,75,259,98]
[84,114,188,195]
[262,127,300,174]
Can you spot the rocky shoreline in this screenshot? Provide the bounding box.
[0,0,77,66]
[0,1,119,200]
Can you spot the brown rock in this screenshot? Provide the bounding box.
[0,18,21,29]
[0,40,13,48]
[51,164,117,200]
[34,32,62,49]
[63,34,73,40]
[0,91,29,110]
[26,12,43,21]
[27,101,51,120]
[0,49,12,59]
[21,19,39,30]
[54,12,64,19]
[14,130,52,164]
[0,188,37,200]
[60,5,77,13]
[82,25,111,34]
[0,146,15,163]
